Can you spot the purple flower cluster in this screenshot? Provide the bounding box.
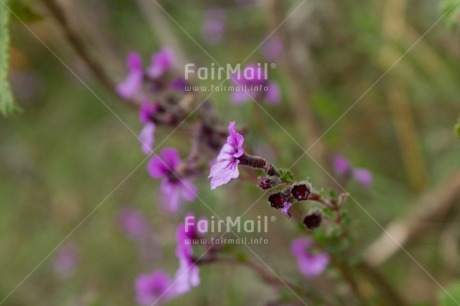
[333,155,373,188]
[291,238,329,278]
[135,214,203,305]
[148,148,197,213]
[230,64,280,104]
[116,48,175,99]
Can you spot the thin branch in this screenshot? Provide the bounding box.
[42,0,120,99]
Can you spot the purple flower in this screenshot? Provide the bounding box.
[291,238,329,278]
[174,219,200,294]
[53,242,79,279]
[281,202,292,218]
[209,121,244,189]
[332,155,373,188]
[147,48,175,79]
[201,8,226,44]
[262,35,284,61]
[117,52,144,99]
[135,270,173,305]
[230,64,280,104]
[332,155,351,175]
[353,168,373,188]
[118,208,150,240]
[148,148,197,212]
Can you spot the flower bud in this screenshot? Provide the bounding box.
[268,192,286,209]
[257,176,280,190]
[291,182,311,201]
[303,211,322,230]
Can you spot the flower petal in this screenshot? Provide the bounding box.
[116,71,143,99]
[160,148,181,170]
[139,123,155,154]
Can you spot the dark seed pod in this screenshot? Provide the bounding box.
[268,192,286,209]
[303,211,322,230]
[291,182,311,201]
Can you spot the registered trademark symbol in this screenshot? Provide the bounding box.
[270,216,276,222]
[270,63,276,69]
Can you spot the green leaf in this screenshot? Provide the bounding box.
[0,0,19,116]
[278,168,294,182]
[439,281,460,306]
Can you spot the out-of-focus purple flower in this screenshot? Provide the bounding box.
[174,219,200,294]
[230,64,280,104]
[135,270,173,305]
[353,168,373,188]
[54,242,79,279]
[209,121,244,189]
[147,48,175,79]
[332,155,373,188]
[148,148,197,212]
[291,238,329,278]
[262,35,284,61]
[281,202,292,218]
[333,155,351,175]
[201,8,226,44]
[139,101,159,154]
[118,208,150,240]
[117,52,144,99]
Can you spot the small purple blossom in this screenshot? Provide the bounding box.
[262,35,284,61]
[333,155,351,175]
[147,48,175,79]
[201,8,226,44]
[230,64,280,104]
[352,168,373,188]
[53,242,79,279]
[209,121,244,189]
[174,218,200,294]
[332,155,373,188]
[135,270,173,305]
[291,238,329,278]
[148,148,197,212]
[118,208,150,240]
[117,52,144,99]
